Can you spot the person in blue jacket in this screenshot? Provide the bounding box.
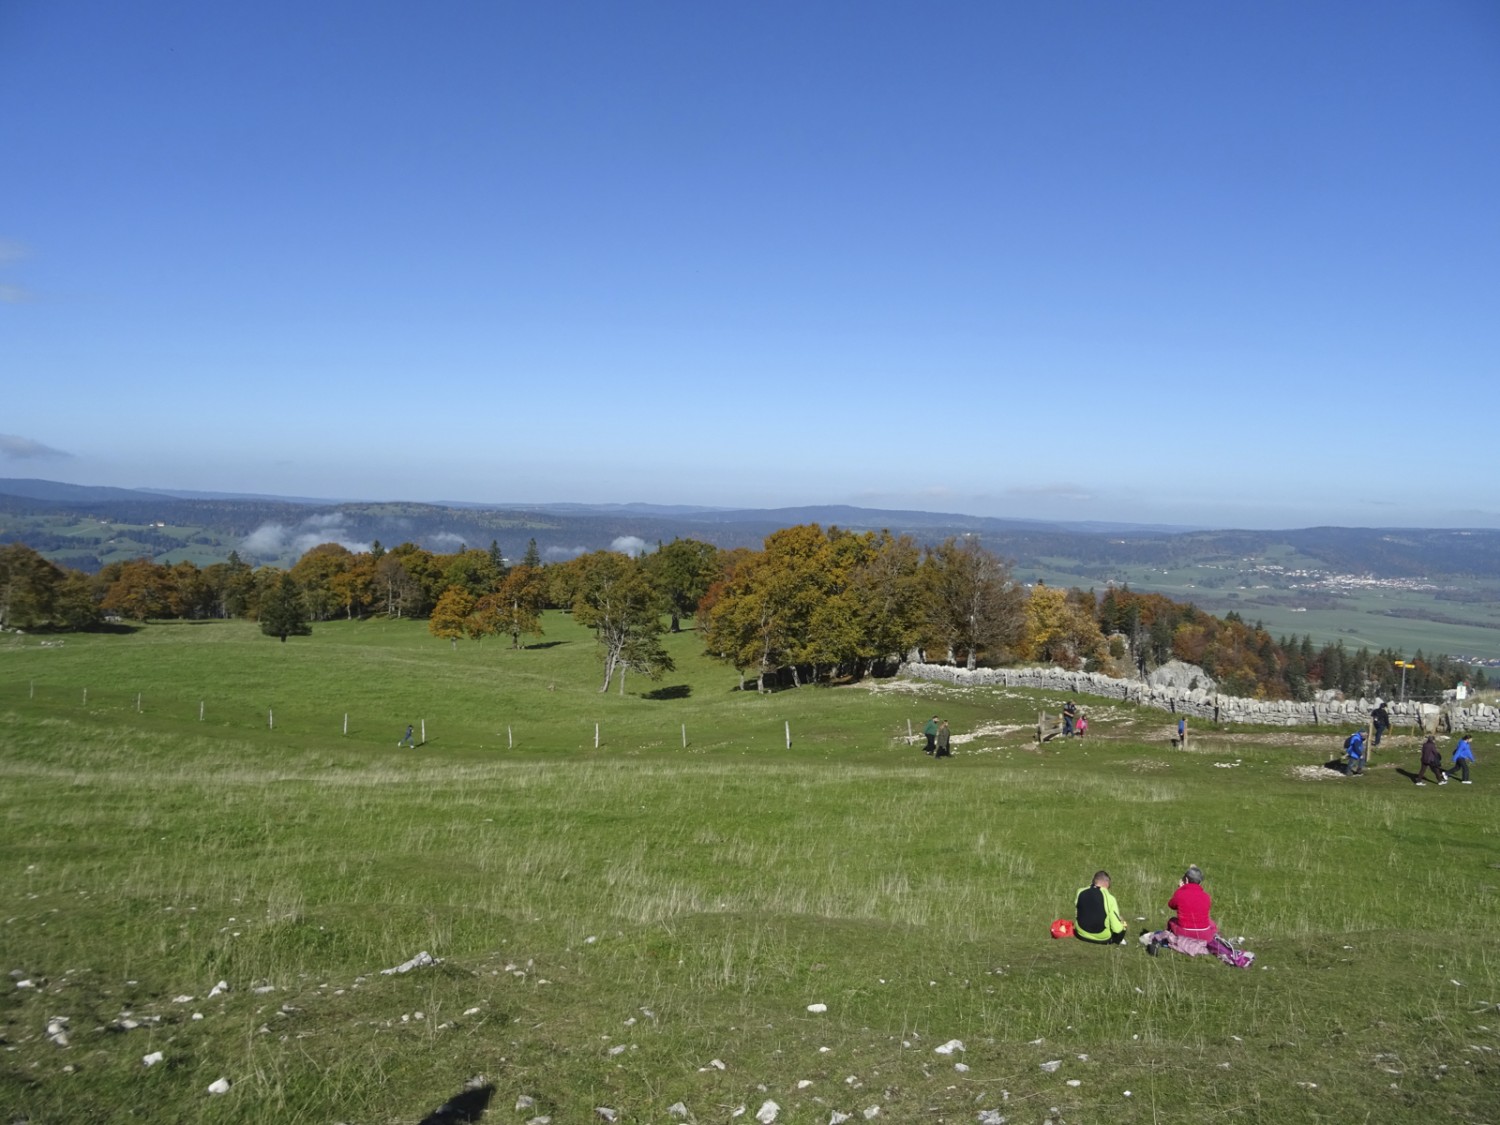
[1344,730,1366,776]
[1446,736,1475,784]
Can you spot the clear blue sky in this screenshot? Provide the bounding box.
[3,1,1497,529]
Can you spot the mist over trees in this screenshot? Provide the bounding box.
[0,532,1483,700]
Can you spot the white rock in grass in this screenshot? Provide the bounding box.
[711,1058,727,1070]
[142,1051,164,1067]
[830,1113,853,1124]
[516,1095,536,1111]
[797,1080,814,1089]
[607,1044,627,1056]
[1039,1060,1062,1073]
[668,1102,689,1118]
[526,1118,552,1125]
[15,979,34,990]
[464,1007,481,1017]
[954,1063,970,1073]
[934,1039,964,1055]
[977,1112,1007,1125]
[1297,1082,1318,1090]
[595,1108,618,1122]
[808,1003,828,1013]
[863,1107,881,1120]
[208,980,228,997]
[1065,1079,1081,1087]
[756,1100,780,1123]
[207,1077,231,1095]
[171,995,193,1004]
[1026,1038,1044,1046]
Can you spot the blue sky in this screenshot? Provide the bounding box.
[3,1,1497,529]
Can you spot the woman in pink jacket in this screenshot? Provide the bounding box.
[1166,865,1217,941]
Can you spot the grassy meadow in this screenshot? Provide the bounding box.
[1,614,1497,1124]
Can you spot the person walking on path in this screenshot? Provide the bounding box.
[1076,715,1088,739]
[1075,870,1128,945]
[935,720,952,758]
[922,716,939,755]
[1345,730,1366,776]
[1063,701,1077,737]
[1446,736,1475,784]
[1415,734,1446,785]
[1371,702,1391,748]
[399,723,415,748]
[1176,716,1187,748]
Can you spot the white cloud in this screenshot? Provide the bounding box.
[240,518,369,560]
[429,531,468,551]
[544,545,588,561]
[611,535,648,556]
[0,433,72,459]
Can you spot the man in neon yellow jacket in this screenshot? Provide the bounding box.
[1075,870,1128,944]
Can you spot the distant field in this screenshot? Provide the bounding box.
[1024,557,1500,664]
[1,617,1496,1123]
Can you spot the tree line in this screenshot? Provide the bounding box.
[0,530,1482,700]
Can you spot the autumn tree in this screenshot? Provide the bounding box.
[428,586,475,649]
[477,564,546,648]
[1016,584,1107,670]
[0,544,62,629]
[258,572,312,642]
[100,559,173,622]
[291,543,356,621]
[919,537,1024,669]
[571,551,673,693]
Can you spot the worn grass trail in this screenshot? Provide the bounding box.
[1,619,1497,1123]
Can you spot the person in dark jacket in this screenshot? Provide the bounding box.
[935,720,952,757]
[1415,735,1446,785]
[1075,871,1127,944]
[1371,702,1391,747]
[922,716,939,755]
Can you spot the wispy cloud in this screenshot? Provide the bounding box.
[1002,482,1094,503]
[544,545,588,561]
[0,434,73,460]
[0,284,33,304]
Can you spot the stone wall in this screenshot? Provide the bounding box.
[901,663,1500,733]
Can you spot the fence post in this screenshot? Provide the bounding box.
[199,700,204,722]
[136,693,142,713]
[269,708,274,730]
[595,722,600,749]
[83,688,87,705]
[785,721,791,749]
[343,713,348,736]
[907,718,913,743]
[421,719,426,745]
[507,725,513,749]
[681,723,687,749]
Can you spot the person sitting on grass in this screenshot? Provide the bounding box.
[1446,735,1474,784]
[1075,870,1127,945]
[1166,865,1217,942]
[1416,734,1447,786]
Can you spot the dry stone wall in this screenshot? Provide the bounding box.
[902,662,1500,733]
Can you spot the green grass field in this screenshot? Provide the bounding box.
[2,616,1497,1123]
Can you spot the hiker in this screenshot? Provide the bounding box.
[1371,701,1391,747]
[935,720,951,757]
[1344,730,1366,776]
[399,723,415,748]
[1166,865,1217,941]
[1074,870,1128,945]
[1062,700,1077,737]
[1415,734,1446,786]
[923,716,939,755]
[1075,715,1088,739]
[1446,735,1474,784]
[1176,716,1186,748]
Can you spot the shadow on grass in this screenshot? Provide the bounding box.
[418,1079,494,1124]
[524,640,567,650]
[642,684,692,700]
